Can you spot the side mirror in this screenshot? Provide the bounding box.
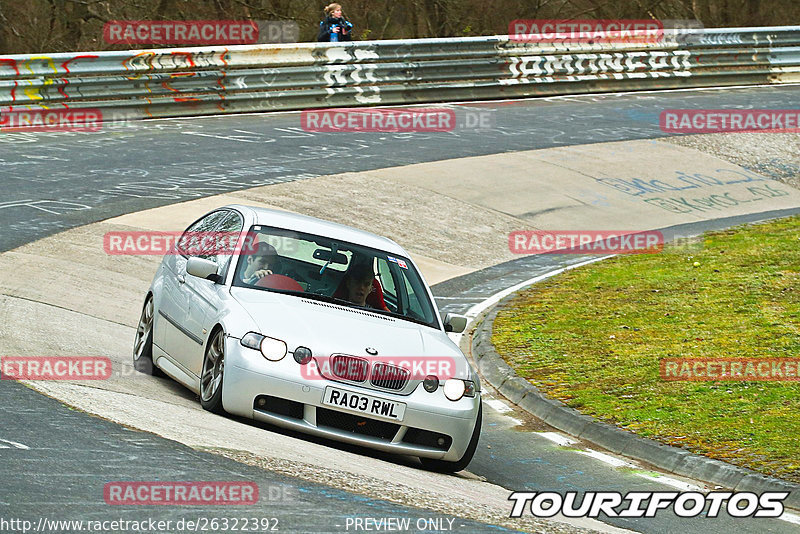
[186,257,219,281]
[443,313,468,333]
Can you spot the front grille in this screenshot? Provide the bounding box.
[331,355,369,382]
[402,428,452,451]
[316,407,400,440]
[254,395,304,419]
[370,363,409,391]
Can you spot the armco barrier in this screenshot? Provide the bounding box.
[0,26,799,122]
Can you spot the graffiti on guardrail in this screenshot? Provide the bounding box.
[0,26,797,121]
[509,51,692,80]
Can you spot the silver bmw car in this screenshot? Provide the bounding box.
[133,205,482,472]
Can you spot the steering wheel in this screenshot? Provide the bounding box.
[255,274,304,292]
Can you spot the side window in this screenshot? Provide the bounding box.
[377,259,397,298]
[177,210,229,260]
[402,272,432,323]
[212,211,244,273]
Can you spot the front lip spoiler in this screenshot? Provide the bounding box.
[252,406,450,459]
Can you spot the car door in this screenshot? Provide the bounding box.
[158,209,230,373]
[179,210,244,377]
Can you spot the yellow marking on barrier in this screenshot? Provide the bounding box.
[124,52,156,80]
[22,56,58,102]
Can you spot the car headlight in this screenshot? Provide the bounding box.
[240,332,287,362]
[443,379,476,401]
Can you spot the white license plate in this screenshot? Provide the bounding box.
[322,387,406,421]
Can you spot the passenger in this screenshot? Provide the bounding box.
[340,262,387,310]
[239,242,279,285]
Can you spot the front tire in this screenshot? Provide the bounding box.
[420,402,482,473]
[200,329,226,414]
[132,295,164,377]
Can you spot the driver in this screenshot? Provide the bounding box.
[239,242,279,285]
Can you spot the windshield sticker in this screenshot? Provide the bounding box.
[387,256,408,269]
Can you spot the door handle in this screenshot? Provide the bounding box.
[177,274,186,284]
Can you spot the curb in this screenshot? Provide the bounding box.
[473,299,800,511]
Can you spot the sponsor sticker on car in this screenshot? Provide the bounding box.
[322,386,406,421]
[387,256,408,269]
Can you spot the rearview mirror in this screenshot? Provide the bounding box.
[443,313,468,333]
[186,257,219,281]
[313,249,349,264]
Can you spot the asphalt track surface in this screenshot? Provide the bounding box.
[0,379,511,534]
[2,85,800,533]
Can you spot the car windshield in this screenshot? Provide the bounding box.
[232,225,439,329]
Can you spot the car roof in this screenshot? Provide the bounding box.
[227,204,407,256]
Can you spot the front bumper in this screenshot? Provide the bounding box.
[222,338,481,462]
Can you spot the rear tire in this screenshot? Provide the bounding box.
[132,296,164,377]
[200,329,226,414]
[420,402,482,473]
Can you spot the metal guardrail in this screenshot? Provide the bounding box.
[1,26,798,122]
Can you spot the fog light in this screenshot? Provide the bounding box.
[257,397,266,407]
[423,375,438,393]
[437,437,445,446]
[294,346,312,365]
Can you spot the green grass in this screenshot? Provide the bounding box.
[492,216,800,481]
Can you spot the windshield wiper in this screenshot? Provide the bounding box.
[364,306,432,327]
[298,291,356,308]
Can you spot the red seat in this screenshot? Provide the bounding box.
[255,274,304,292]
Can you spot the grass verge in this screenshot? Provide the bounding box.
[492,216,800,482]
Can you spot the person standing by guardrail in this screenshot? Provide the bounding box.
[317,3,354,42]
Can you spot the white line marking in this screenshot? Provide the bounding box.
[578,449,637,469]
[778,512,800,525]
[0,438,30,450]
[537,432,577,446]
[484,399,513,413]
[451,256,614,346]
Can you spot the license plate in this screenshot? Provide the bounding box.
[322,387,406,421]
